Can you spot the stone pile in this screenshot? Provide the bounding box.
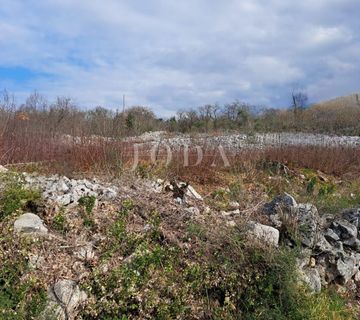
[23,173,118,206]
[263,193,360,292]
[130,132,360,151]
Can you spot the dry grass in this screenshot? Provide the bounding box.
[2,129,360,180]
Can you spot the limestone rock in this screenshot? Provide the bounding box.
[44,280,87,320]
[14,213,48,235]
[263,192,297,215]
[28,254,45,269]
[342,207,360,230]
[263,192,298,228]
[185,185,203,201]
[247,221,280,246]
[99,187,118,201]
[296,203,320,248]
[335,254,360,284]
[331,219,357,241]
[324,228,340,242]
[74,244,95,261]
[299,267,322,293]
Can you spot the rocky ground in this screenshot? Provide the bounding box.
[1,163,360,319]
[126,131,360,150]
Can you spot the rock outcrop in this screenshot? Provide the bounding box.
[264,194,360,291]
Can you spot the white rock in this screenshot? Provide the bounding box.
[354,271,360,282]
[221,209,240,217]
[0,165,8,173]
[53,280,87,316]
[247,221,279,246]
[186,185,203,201]
[74,244,95,261]
[28,254,45,269]
[42,302,65,320]
[55,194,72,206]
[14,213,48,234]
[100,187,117,201]
[57,180,70,193]
[299,267,322,293]
[175,197,183,204]
[221,211,232,217]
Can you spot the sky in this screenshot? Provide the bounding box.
[0,0,359,117]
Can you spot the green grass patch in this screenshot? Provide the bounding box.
[0,174,40,220]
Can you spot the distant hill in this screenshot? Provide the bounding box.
[313,92,360,109]
[299,92,360,135]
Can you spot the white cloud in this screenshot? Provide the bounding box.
[0,0,359,113]
[310,26,352,45]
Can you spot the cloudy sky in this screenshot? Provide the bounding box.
[0,0,359,116]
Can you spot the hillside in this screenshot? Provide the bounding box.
[314,93,360,109]
[1,148,360,319]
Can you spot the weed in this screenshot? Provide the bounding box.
[52,211,67,233]
[0,237,47,319]
[0,174,40,220]
[78,196,96,228]
[306,176,317,194]
[78,195,96,215]
[318,183,336,197]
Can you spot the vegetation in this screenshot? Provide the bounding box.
[0,162,359,318]
[1,89,360,318]
[78,199,354,319]
[78,195,97,228]
[0,178,47,319]
[0,173,40,220]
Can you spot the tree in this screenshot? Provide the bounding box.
[119,106,157,136]
[292,90,308,112]
[25,91,48,111]
[223,101,251,129]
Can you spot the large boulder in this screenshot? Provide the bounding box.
[263,192,298,227]
[334,253,360,284]
[246,221,280,246]
[318,252,360,284]
[14,213,48,235]
[264,194,320,248]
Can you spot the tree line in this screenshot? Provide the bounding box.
[1,90,360,138]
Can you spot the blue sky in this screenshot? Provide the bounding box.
[0,0,359,117]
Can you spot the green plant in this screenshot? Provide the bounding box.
[78,196,96,214]
[78,196,96,228]
[0,175,40,220]
[318,182,336,197]
[0,239,47,319]
[306,176,317,194]
[53,211,67,232]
